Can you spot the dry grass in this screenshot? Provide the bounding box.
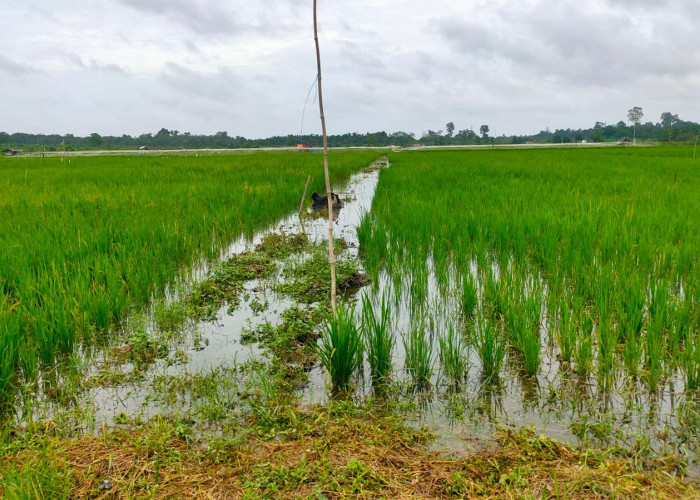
[2,405,698,499]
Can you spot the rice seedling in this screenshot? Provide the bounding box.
[403,323,434,388]
[644,312,666,393]
[361,293,394,388]
[503,283,542,377]
[554,296,576,365]
[596,313,618,392]
[316,304,364,393]
[460,272,478,321]
[474,314,505,383]
[438,324,468,386]
[573,307,594,377]
[683,335,700,392]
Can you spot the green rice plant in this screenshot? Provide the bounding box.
[483,271,507,320]
[573,307,594,377]
[618,281,645,346]
[622,320,643,378]
[667,297,694,366]
[643,282,670,391]
[596,313,618,392]
[403,324,434,388]
[438,324,468,386]
[474,314,505,382]
[0,304,21,408]
[361,293,394,388]
[644,313,665,393]
[460,273,478,321]
[555,298,576,365]
[504,285,542,377]
[316,304,364,393]
[683,334,700,392]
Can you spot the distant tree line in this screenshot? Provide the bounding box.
[2,111,698,151]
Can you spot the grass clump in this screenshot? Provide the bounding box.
[187,252,275,319]
[276,250,368,304]
[316,304,364,393]
[255,231,309,259]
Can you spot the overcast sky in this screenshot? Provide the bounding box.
[1,0,699,138]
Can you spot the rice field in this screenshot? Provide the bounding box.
[357,146,698,389]
[345,146,700,457]
[2,146,699,495]
[0,151,378,409]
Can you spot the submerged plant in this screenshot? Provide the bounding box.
[316,304,364,393]
[361,293,394,388]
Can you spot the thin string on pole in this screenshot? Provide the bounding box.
[300,77,318,138]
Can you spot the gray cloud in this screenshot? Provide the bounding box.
[0,55,41,76]
[117,0,240,35]
[435,0,700,90]
[67,54,127,73]
[1,0,699,137]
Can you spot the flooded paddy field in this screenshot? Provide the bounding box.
[1,147,698,497]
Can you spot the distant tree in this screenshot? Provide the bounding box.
[660,112,679,142]
[454,129,478,145]
[627,106,643,144]
[479,124,489,139]
[445,122,455,138]
[552,134,562,144]
[89,132,103,148]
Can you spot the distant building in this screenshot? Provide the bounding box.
[3,148,21,156]
[297,143,311,152]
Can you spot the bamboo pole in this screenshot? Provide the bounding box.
[314,0,337,316]
[299,174,311,214]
